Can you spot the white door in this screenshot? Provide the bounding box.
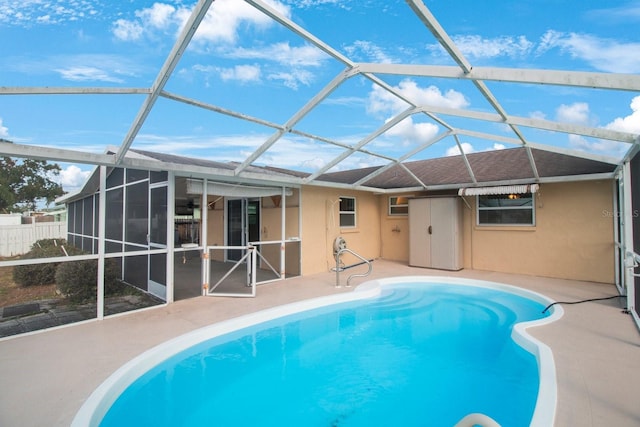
[409,198,431,267]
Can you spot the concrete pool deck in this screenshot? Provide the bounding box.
[1,260,639,426]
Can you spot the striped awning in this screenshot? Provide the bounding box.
[458,184,539,196]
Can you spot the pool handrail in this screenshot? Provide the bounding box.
[454,412,501,427]
[334,247,373,287]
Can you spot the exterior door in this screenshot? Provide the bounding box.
[148,184,168,300]
[409,198,431,267]
[409,197,463,270]
[226,198,260,261]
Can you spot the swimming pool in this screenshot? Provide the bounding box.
[72,276,562,427]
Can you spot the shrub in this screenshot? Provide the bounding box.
[13,239,82,287]
[55,258,120,303]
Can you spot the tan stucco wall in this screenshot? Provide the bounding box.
[260,190,301,275]
[300,186,381,275]
[205,195,225,262]
[378,181,615,283]
[379,194,411,261]
[463,180,615,283]
[203,180,614,283]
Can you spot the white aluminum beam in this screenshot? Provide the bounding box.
[0,141,115,165]
[453,134,477,184]
[290,129,398,162]
[0,87,150,95]
[305,106,418,181]
[352,130,453,186]
[114,0,216,164]
[412,105,636,143]
[406,0,539,181]
[455,129,622,165]
[161,90,398,163]
[356,63,640,92]
[160,90,285,131]
[245,0,354,67]
[405,0,472,72]
[234,67,355,175]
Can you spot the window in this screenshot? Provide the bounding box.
[339,197,356,227]
[389,196,410,215]
[477,193,535,225]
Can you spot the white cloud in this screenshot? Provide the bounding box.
[112,0,291,44]
[426,29,640,73]
[286,0,350,8]
[344,40,396,63]
[446,142,474,156]
[571,95,640,158]
[219,64,261,83]
[229,42,328,67]
[112,18,144,41]
[536,30,640,73]
[567,134,628,158]
[529,111,546,120]
[267,68,314,90]
[536,30,564,56]
[249,136,340,171]
[0,118,9,138]
[605,95,640,134]
[386,117,439,144]
[449,35,534,59]
[556,102,591,125]
[135,3,176,30]
[445,142,505,157]
[548,96,639,159]
[368,79,469,117]
[558,96,639,158]
[56,165,92,193]
[367,79,467,145]
[49,54,142,83]
[54,65,124,83]
[0,0,100,26]
[194,0,290,43]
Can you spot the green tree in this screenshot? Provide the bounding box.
[0,143,65,212]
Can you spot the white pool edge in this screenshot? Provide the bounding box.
[71,275,563,427]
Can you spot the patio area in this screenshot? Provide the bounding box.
[0,259,638,426]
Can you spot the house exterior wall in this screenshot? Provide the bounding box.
[300,186,381,275]
[379,194,411,262]
[204,190,301,274]
[260,189,301,275]
[377,180,615,283]
[466,180,614,283]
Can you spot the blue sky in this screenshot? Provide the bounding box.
[1,0,640,193]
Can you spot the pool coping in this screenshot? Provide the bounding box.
[71,275,563,427]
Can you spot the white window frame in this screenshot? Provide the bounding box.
[339,196,356,228]
[476,193,535,226]
[388,195,411,216]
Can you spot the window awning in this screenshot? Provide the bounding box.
[458,184,539,196]
[186,179,292,197]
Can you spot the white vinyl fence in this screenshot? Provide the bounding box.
[0,222,67,257]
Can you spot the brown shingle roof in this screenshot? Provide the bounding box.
[317,147,616,189]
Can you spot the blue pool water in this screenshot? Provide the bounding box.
[96,281,552,427]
